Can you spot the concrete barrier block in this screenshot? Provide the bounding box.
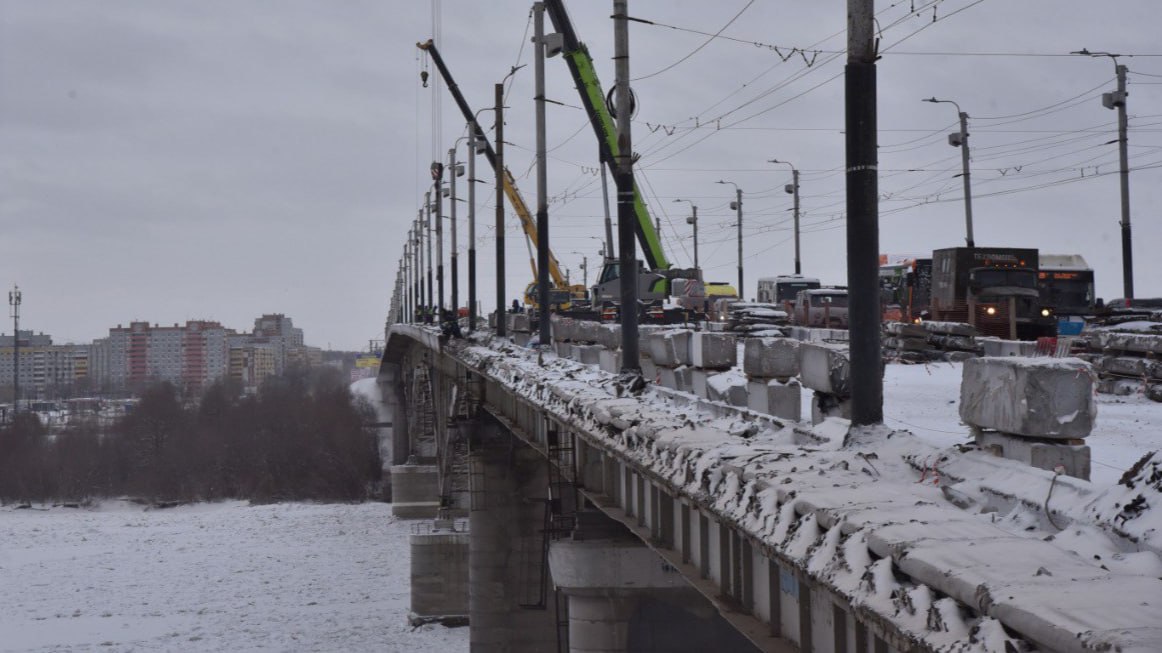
[599,349,620,374]
[574,320,601,344]
[556,341,573,358]
[798,342,851,397]
[551,315,576,342]
[572,344,602,366]
[641,358,658,383]
[976,431,1091,480]
[657,366,678,391]
[707,371,748,406]
[743,337,800,380]
[597,324,622,351]
[960,357,1096,438]
[768,379,802,422]
[746,380,769,414]
[507,312,531,333]
[979,338,1036,357]
[1094,330,1162,354]
[690,332,737,370]
[645,329,692,367]
[691,369,711,398]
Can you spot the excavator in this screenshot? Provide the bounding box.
[543,0,712,319]
[417,39,586,310]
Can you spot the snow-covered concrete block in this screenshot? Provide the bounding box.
[657,365,694,393]
[571,344,602,366]
[959,357,1096,438]
[978,338,1036,357]
[690,332,736,370]
[1100,356,1147,377]
[768,379,802,422]
[798,342,851,397]
[599,349,620,374]
[596,324,622,351]
[1094,330,1162,354]
[507,312,531,333]
[551,315,575,342]
[743,337,799,380]
[555,341,573,359]
[922,321,977,337]
[573,320,600,344]
[976,430,1091,480]
[645,330,692,368]
[707,371,748,407]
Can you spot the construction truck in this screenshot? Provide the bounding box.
[929,247,1056,340]
[416,39,586,311]
[544,0,706,322]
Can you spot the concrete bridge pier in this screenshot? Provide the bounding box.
[468,413,558,652]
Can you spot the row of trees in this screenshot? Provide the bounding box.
[0,366,382,504]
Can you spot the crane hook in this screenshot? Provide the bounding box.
[420,70,429,88]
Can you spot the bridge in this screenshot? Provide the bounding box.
[377,320,1161,653]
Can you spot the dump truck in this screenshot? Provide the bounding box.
[929,247,1056,340]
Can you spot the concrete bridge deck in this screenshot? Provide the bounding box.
[381,323,1161,653]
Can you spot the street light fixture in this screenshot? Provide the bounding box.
[672,199,699,272]
[922,97,975,247]
[716,180,744,297]
[768,159,802,274]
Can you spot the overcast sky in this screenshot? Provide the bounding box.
[2,1,1159,350]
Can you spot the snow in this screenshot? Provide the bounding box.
[0,501,468,652]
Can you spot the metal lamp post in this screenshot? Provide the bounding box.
[922,97,975,247]
[769,159,802,275]
[717,180,743,296]
[673,199,699,272]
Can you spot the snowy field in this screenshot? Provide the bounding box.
[0,501,468,652]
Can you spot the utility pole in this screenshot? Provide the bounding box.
[600,162,615,261]
[1073,49,1133,298]
[771,159,802,275]
[846,0,882,427]
[534,1,551,346]
[449,147,460,314]
[425,192,433,313]
[416,211,424,319]
[467,122,479,331]
[674,199,699,271]
[923,97,974,247]
[495,82,507,338]
[718,181,744,296]
[434,164,445,313]
[8,286,20,412]
[613,0,639,373]
[404,240,411,322]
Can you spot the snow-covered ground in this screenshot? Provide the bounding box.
[0,501,468,652]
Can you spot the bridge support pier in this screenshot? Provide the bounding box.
[468,414,558,652]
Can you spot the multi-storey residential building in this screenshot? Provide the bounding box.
[58,314,316,397]
[0,332,91,400]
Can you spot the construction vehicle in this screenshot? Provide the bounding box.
[544,1,705,321]
[929,247,1056,340]
[416,39,586,310]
